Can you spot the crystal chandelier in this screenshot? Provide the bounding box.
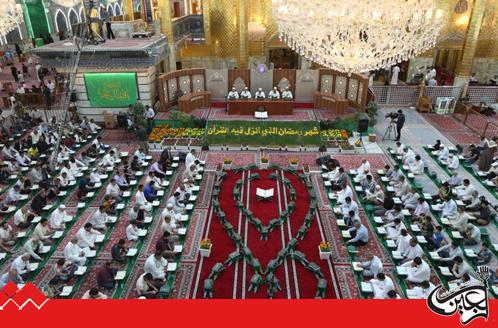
[0,1,24,37]
[272,0,445,75]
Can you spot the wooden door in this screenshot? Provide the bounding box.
[173,2,181,17]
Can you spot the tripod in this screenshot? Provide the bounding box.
[382,120,397,141]
[355,132,367,153]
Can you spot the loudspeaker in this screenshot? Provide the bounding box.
[356,117,369,133]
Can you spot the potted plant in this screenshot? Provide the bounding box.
[289,158,299,170]
[318,241,332,260]
[199,238,212,257]
[223,158,233,170]
[260,156,269,169]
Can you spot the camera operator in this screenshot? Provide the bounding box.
[395,110,405,141]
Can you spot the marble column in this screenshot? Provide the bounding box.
[158,0,176,71]
[454,0,487,90]
[122,0,134,20]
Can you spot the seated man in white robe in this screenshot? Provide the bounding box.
[134,148,147,164]
[395,142,405,155]
[402,148,416,166]
[441,198,457,220]
[371,273,394,299]
[402,257,431,284]
[76,223,102,251]
[281,87,293,100]
[126,220,140,243]
[358,254,383,277]
[240,87,252,99]
[401,238,424,263]
[49,204,71,231]
[185,149,198,170]
[411,280,436,299]
[227,87,239,100]
[394,176,410,198]
[135,184,152,212]
[355,159,371,176]
[445,153,459,170]
[364,185,385,205]
[144,250,168,281]
[409,155,424,175]
[437,145,449,162]
[167,192,186,214]
[23,236,43,261]
[89,206,109,232]
[396,229,412,254]
[336,185,353,205]
[182,164,198,184]
[255,88,266,100]
[326,166,340,182]
[454,179,475,202]
[101,151,116,168]
[385,218,406,240]
[64,237,87,266]
[268,87,280,100]
[161,203,181,224]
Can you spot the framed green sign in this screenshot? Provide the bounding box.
[84,72,139,107]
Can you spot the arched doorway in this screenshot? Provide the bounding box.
[266,35,299,69]
[68,8,80,27]
[55,10,69,33]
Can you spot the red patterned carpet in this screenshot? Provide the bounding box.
[423,114,481,145]
[191,169,338,299]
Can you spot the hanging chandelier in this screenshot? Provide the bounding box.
[272,0,444,75]
[0,1,24,37]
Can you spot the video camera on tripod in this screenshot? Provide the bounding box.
[385,112,399,120]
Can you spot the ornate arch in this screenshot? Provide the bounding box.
[54,9,69,33]
[68,7,80,27]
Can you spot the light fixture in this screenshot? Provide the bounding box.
[0,1,24,37]
[272,0,445,75]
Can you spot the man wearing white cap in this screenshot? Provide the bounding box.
[182,163,198,183]
[161,203,181,223]
[227,87,239,100]
[282,87,293,100]
[49,204,70,231]
[446,153,459,170]
[240,86,252,99]
[268,87,280,100]
[255,88,266,100]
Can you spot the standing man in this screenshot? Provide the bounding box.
[137,125,149,154]
[102,8,115,40]
[10,65,19,82]
[395,110,405,142]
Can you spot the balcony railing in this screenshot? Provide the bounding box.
[172,14,205,44]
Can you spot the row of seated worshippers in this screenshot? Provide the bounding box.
[322,156,496,298]
[31,146,160,297]
[460,137,498,189]
[387,143,498,292]
[135,151,205,298]
[0,117,107,290]
[68,150,204,299]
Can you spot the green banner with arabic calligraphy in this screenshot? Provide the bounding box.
[84,73,139,107]
[206,120,322,146]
